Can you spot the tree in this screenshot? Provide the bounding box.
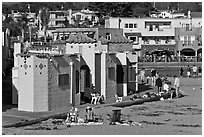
[132,3,154,17]
[2,16,21,37]
[17,13,29,43]
[39,7,50,42]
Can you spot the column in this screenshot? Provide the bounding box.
[135,52,138,92]
[153,54,156,63]
[165,55,167,63]
[101,51,106,99]
[70,61,74,106]
[195,50,197,62]
[178,51,181,62]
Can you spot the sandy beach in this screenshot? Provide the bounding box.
[2,77,202,135]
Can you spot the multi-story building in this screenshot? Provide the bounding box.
[48,10,69,28]
[175,27,202,61]
[150,10,186,18]
[72,9,99,27]
[105,15,202,58]
[43,9,99,29]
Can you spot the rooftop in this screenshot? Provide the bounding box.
[191,12,202,18]
[66,33,96,44]
[99,35,132,44]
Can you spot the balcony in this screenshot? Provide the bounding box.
[142,28,174,36]
[132,41,141,50]
[141,39,176,45]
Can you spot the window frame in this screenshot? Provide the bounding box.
[58,74,70,87]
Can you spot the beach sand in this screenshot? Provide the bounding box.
[2,77,202,135]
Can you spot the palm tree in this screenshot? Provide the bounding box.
[17,13,29,43]
[39,7,50,42]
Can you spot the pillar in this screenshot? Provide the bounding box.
[12,43,21,104]
[153,54,156,63]
[195,50,197,62]
[101,51,106,99]
[178,51,181,62]
[135,52,138,92]
[70,61,74,106]
[165,55,167,63]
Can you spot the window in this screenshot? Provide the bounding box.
[106,33,111,40]
[129,67,136,81]
[75,71,79,94]
[129,36,137,42]
[108,67,115,81]
[129,23,133,28]
[59,74,69,87]
[125,23,137,28]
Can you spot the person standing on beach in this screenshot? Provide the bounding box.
[198,66,202,77]
[192,65,198,78]
[173,75,180,98]
[151,68,156,86]
[187,65,191,78]
[155,75,162,94]
[140,68,145,84]
[179,67,184,77]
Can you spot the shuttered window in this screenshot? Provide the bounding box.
[108,67,115,81]
[129,67,136,81]
[59,74,69,87]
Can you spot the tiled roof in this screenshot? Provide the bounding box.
[53,39,66,44]
[99,37,109,45]
[191,12,202,18]
[99,35,132,44]
[66,33,96,44]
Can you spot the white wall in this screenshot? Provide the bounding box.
[66,43,96,86]
[101,51,106,99]
[18,56,34,111]
[33,56,49,112]
[106,17,202,37]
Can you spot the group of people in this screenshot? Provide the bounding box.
[180,65,202,78]
[140,68,180,99]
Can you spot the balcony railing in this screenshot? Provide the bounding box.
[141,39,176,45]
[138,56,202,63]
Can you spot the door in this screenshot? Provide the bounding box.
[80,70,85,101]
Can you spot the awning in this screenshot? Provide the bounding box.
[181,48,195,53]
[127,53,137,63]
[124,33,142,37]
[116,53,127,65]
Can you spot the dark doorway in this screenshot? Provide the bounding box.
[117,65,124,97]
[181,48,195,56]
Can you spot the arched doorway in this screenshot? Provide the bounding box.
[181,48,195,56]
[197,48,202,56]
[197,48,202,62]
[80,65,91,102]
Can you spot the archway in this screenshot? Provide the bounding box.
[181,48,195,56]
[197,48,202,55]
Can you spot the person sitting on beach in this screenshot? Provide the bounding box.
[143,92,150,98]
[163,81,170,92]
[130,93,141,101]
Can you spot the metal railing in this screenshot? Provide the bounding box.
[139,56,202,63]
